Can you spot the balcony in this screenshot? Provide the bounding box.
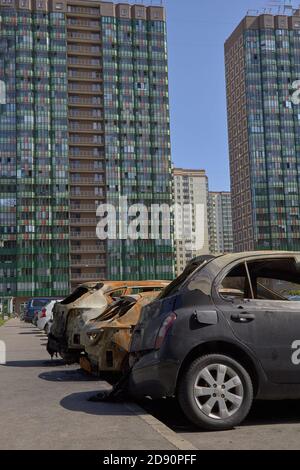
[69,108,103,120]
[69,163,104,172]
[67,6,100,17]
[71,232,98,239]
[68,57,101,69]
[68,45,101,56]
[68,96,103,107]
[71,176,104,184]
[69,149,104,158]
[70,273,104,281]
[67,31,101,43]
[70,191,104,199]
[69,84,102,95]
[70,218,98,226]
[71,245,105,253]
[70,177,104,186]
[71,259,105,267]
[70,176,104,185]
[68,70,102,82]
[69,136,103,146]
[67,19,100,32]
[70,204,99,212]
[69,123,103,133]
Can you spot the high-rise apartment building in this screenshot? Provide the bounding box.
[173,168,209,276]
[225,9,300,252]
[0,0,174,305]
[208,191,233,255]
[0,0,69,302]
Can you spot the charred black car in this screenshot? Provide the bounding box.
[129,252,300,431]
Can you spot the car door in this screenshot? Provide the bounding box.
[227,299,300,384]
[215,257,300,384]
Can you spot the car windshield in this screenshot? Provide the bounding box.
[159,256,215,299]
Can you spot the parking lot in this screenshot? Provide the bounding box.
[1,318,300,450]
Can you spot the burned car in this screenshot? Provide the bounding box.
[81,290,163,375]
[129,252,300,431]
[47,281,168,363]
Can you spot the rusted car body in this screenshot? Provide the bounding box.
[81,290,163,374]
[47,280,169,363]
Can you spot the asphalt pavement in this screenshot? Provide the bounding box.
[0,319,187,450]
[2,319,300,450]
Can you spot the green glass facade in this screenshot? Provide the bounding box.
[0,6,69,298]
[0,1,174,302]
[245,24,300,249]
[101,16,174,280]
[226,13,300,252]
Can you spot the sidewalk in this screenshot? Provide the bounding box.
[0,319,182,450]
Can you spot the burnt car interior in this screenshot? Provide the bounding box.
[60,284,104,305]
[95,296,138,322]
[219,258,300,302]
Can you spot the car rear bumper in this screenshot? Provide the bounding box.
[37,318,47,331]
[128,352,180,399]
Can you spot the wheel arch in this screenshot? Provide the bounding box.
[176,341,260,397]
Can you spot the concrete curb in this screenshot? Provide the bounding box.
[125,402,198,451]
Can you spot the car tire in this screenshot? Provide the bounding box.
[177,354,253,431]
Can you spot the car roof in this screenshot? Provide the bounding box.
[195,251,300,277]
[212,251,300,266]
[76,280,170,290]
[182,251,300,293]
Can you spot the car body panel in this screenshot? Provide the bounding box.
[82,291,164,374]
[129,251,300,401]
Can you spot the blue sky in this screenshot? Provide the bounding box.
[115,0,282,190]
[164,0,269,191]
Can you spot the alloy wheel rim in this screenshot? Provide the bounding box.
[193,363,244,420]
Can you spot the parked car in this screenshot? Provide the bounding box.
[47,281,169,364]
[23,298,54,323]
[32,311,39,326]
[81,291,163,375]
[129,251,300,431]
[37,300,62,335]
[288,295,300,301]
[19,302,27,321]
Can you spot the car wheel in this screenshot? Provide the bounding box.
[177,354,253,431]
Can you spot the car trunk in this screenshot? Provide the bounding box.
[130,257,215,354]
[51,284,102,338]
